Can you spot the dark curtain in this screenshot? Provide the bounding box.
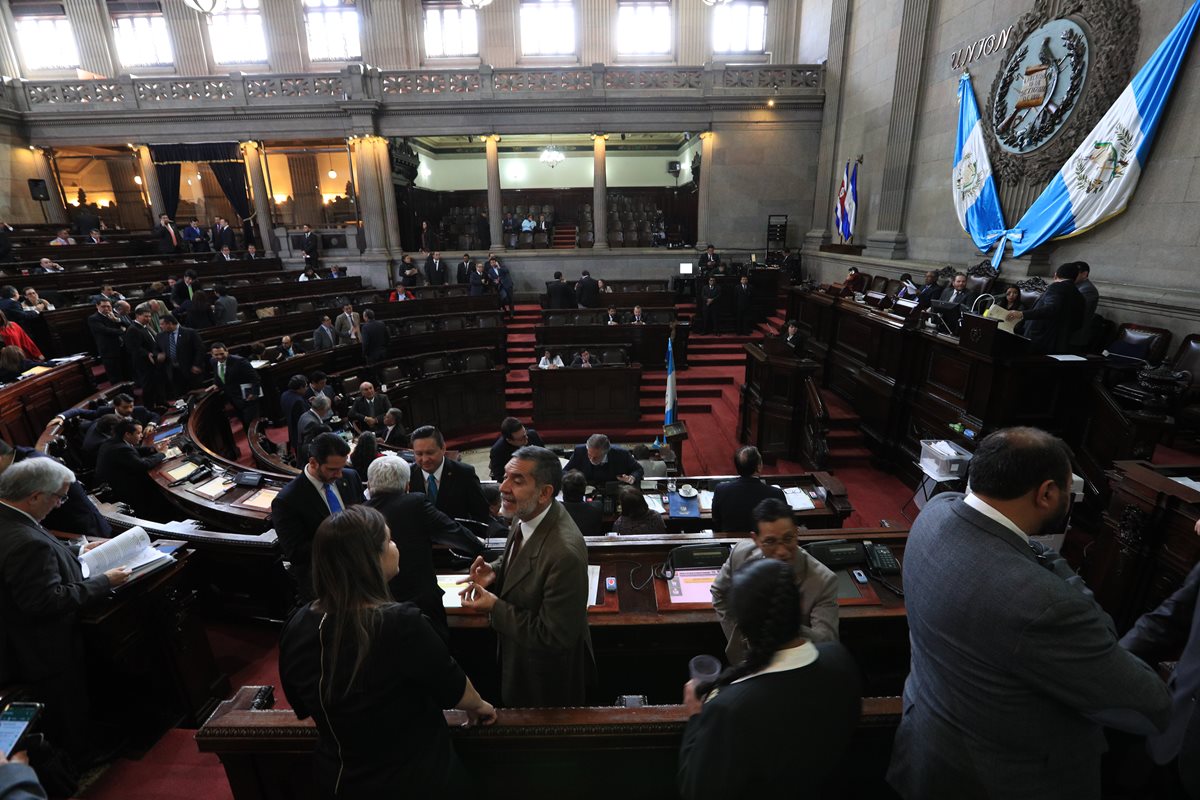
[209,161,251,225]
[155,163,181,219]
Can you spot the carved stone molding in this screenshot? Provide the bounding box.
[1015,275,1049,293]
[983,0,1139,187]
[966,262,999,279]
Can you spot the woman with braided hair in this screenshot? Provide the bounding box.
[677,558,862,800]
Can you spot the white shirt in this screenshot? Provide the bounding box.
[964,492,1029,544]
[423,459,446,489]
[538,355,564,368]
[305,463,344,513]
[518,502,552,540]
[730,641,819,685]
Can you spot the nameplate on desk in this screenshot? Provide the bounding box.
[188,476,236,500]
[229,487,279,512]
[166,462,199,481]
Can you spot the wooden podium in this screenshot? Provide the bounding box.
[738,340,825,465]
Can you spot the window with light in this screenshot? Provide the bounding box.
[13,11,80,70]
[520,0,575,57]
[424,4,478,58]
[712,1,767,55]
[209,0,268,65]
[303,0,362,62]
[111,12,174,67]
[617,1,671,56]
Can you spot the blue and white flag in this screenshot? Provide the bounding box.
[664,338,677,426]
[1008,0,1200,259]
[834,161,858,242]
[953,72,1008,256]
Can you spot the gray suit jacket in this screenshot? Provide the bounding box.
[333,311,360,346]
[887,493,1171,800]
[488,501,593,707]
[213,294,238,325]
[710,540,839,662]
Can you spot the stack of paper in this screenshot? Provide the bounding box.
[80,527,172,579]
[699,490,714,512]
[645,494,666,514]
[783,486,816,511]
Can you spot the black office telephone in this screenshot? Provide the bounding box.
[804,539,901,575]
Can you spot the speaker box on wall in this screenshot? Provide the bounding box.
[28,179,49,201]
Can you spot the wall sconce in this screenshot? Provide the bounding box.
[133,175,143,185]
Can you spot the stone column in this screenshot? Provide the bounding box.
[804,0,850,252]
[31,149,68,225]
[0,2,22,78]
[162,0,211,75]
[261,0,306,72]
[592,134,608,249]
[135,145,166,220]
[360,0,416,69]
[63,0,116,76]
[863,0,933,260]
[374,139,401,257]
[485,134,504,250]
[105,156,152,230]
[351,136,388,257]
[242,141,277,256]
[695,132,714,247]
[578,0,611,64]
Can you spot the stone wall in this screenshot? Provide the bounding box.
[0,120,44,222]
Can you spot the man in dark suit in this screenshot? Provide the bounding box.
[278,375,310,457]
[781,247,801,282]
[915,270,941,308]
[459,445,594,706]
[296,394,333,460]
[698,244,720,275]
[210,342,260,425]
[0,457,129,759]
[886,427,1171,800]
[243,244,263,260]
[312,315,336,351]
[55,392,160,428]
[1072,262,1099,349]
[1121,552,1200,798]
[489,417,546,481]
[359,308,388,366]
[0,440,112,538]
[699,276,721,334]
[300,223,319,270]
[87,298,127,383]
[72,208,100,237]
[156,313,206,394]
[936,272,978,310]
[1007,262,1085,355]
[171,270,199,310]
[0,285,31,323]
[95,418,175,520]
[734,274,754,335]
[560,468,604,536]
[628,305,647,325]
[468,262,489,296]
[212,245,236,262]
[349,381,390,435]
[575,270,600,309]
[783,320,807,352]
[569,349,597,368]
[366,455,485,642]
[124,303,164,408]
[424,251,448,286]
[564,434,643,485]
[457,254,472,285]
[212,217,236,252]
[546,271,576,309]
[408,425,490,523]
[381,408,409,447]
[153,213,180,254]
[271,433,364,602]
[711,446,787,532]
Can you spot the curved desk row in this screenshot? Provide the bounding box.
[0,359,96,447]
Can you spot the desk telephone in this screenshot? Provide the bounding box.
[804,539,901,575]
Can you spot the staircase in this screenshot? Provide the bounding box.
[551,225,577,249]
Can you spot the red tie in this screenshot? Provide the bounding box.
[167,225,177,246]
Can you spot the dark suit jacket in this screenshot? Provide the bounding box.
[547,281,576,310]
[936,286,978,309]
[13,447,111,538]
[312,323,336,351]
[295,409,330,457]
[575,277,600,308]
[424,257,448,286]
[360,320,389,365]
[153,222,179,253]
[279,389,309,448]
[382,423,409,447]
[1120,559,1200,782]
[367,491,484,640]
[457,260,471,284]
[562,499,605,537]
[301,232,319,258]
[488,428,546,481]
[94,438,166,506]
[349,393,390,432]
[1019,280,1084,355]
[887,493,1171,800]
[0,297,31,323]
[409,458,490,523]
[171,280,197,308]
[698,253,721,273]
[213,225,236,251]
[711,476,786,533]
[468,270,488,296]
[123,321,159,383]
[272,468,364,601]
[734,284,753,310]
[212,355,260,406]
[87,312,126,358]
[156,326,205,376]
[916,282,941,307]
[488,501,593,706]
[563,444,644,485]
[701,285,721,310]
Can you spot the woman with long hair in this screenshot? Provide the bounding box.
[279,505,496,798]
[677,558,861,799]
[613,485,666,535]
[349,432,379,480]
[0,344,46,383]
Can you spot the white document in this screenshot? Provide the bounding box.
[437,575,465,609]
[80,527,171,577]
[783,486,816,511]
[587,564,601,606]
[644,494,665,514]
[250,360,270,369]
[699,490,714,512]
[1048,354,1087,361]
[1170,476,1200,492]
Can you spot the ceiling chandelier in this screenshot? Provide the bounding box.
[540,144,565,168]
[461,0,494,9]
[182,0,226,15]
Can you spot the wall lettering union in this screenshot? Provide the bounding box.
[950,26,1015,70]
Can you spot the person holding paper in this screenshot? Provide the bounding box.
[94,419,174,521]
[0,457,129,763]
[0,440,111,538]
[711,446,787,533]
[458,446,594,707]
[210,342,260,426]
[711,497,839,663]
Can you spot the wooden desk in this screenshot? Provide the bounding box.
[540,289,675,310]
[632,473,851,530]
[12,255,282,293]
[0,359,95,447]
[739,341,826,466]
[197,684,902,800]
[536,322,690,369]
[529,364,642,425]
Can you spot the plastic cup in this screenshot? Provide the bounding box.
[688,654,722,683]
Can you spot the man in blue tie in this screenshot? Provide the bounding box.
[271,433,365,602]
[409,425,491,524]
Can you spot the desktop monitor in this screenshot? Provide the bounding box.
[678,262,693,275]
[929,300,964,334]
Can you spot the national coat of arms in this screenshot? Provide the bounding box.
[954,151,988,205]
[1072,124,1133,194]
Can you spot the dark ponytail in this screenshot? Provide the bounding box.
[698,558,801,696]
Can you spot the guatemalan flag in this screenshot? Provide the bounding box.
[664,338,677,426]
[1007,0,1200,259]
[834,161,858,242]
[953,72,1007,256]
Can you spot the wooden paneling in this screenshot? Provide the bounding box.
[0,360,95,447]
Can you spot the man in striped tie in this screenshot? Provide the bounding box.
[272,433,365,602]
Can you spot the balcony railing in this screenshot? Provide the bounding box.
[7,63,822,112]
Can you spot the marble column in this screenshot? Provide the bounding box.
[374,140,402,257]
[695,132,713,247]
[261,0,306,72]
[592,134,608,249]
[135,145,165,220]
[63,0,116,76]
[485,135,504,250]
[864,0,933,260]
[804,0,850,252]
[360,0,418,69]
[242,141,277,256]
[162,0,211,75]
[105,156,152,230]
[0,2,22,78]
[31,149,68,225]
[351,137,388,257]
